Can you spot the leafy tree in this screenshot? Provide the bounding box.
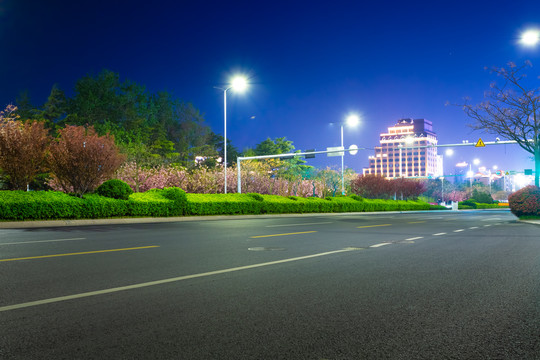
[317,167,342,197]
[0,107,51,190]
[48,125,125,196]
[351,174,392,199]
[471,188,494,204]
[460,61,540,186]
[254,137,294,155]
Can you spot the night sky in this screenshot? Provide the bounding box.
[1,0,539,175]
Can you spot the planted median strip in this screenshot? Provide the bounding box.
[0,246,159,262]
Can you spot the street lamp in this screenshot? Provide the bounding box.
[468,158,480,188]
[520,29,540,47]
[218,75,248,194]
[340,114,360,195]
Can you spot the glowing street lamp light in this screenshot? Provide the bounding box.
[520,29,540,47]
[341,114,360,195]
[218,75,248,194]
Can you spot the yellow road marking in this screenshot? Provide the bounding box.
[357,224,392,229]
[250,231,317,238]
[408,221,426,224]
[0,246,159,262]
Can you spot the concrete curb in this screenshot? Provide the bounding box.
[518,219,540,226]
[0,209,515,229]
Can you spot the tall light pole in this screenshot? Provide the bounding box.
[468,158,480,188]
[218,76,248,194]
[341,114,360,195]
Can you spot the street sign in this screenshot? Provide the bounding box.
[475,138,486,147]
[327,146,344,157]
[524,169,533,175]
[304,149,315,159]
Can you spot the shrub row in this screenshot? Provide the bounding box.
[458,200,507,209]
[0,190,433,221]
[0,187,187,220]
[186,193,430,216]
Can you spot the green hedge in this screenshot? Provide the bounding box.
[0,188,188,220]
[186,193,265,215]
[1,190,431,221]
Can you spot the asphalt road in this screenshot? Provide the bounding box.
[1,210,540,359]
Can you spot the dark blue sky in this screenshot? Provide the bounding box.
[1,0,539,174]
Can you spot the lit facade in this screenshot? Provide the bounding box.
[363,118,442,178]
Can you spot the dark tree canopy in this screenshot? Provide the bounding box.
[461,61,540,186]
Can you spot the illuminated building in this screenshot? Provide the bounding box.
[363,118,442,178]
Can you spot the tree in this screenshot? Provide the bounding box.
[41,84,67,126]
[0,106,51,190]
[48,125,125,196]
[350,174,393,199]
[317,167,342,197]
[460,61,540,186]
[254,137,294,155]
[14,91,37,120]
[350,174,425,200]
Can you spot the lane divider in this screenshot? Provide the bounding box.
[370,243,392,248]
[0,238,86,246]
[0,246,159,262]
[250,231,317,239]
[265,222,332,228]
[0,248,353,312]
[357,224,392,229]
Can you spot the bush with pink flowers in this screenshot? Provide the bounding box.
[508,185,540,218]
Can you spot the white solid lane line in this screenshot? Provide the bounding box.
[0,238,86,246]
[370,243,392,248]
[0,248,353,312]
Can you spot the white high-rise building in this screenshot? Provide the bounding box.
[363,118,443,178]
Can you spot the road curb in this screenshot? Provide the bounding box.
[0,209,514,229]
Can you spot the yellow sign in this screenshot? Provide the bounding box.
[475,138,486,147]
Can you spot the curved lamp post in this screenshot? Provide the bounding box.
[217,76,248,194]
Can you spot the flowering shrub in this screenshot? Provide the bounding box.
[108,162,326,197]
[508,185,540,218]
[350,175,425,200]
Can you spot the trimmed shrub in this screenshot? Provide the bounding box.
[96,179,134,200]
[248,193,264,202]
[187,193,264,215]
[508,185,540,218]
[128,189,179,217]
[459,200,477,209]
[162,187,188,215]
